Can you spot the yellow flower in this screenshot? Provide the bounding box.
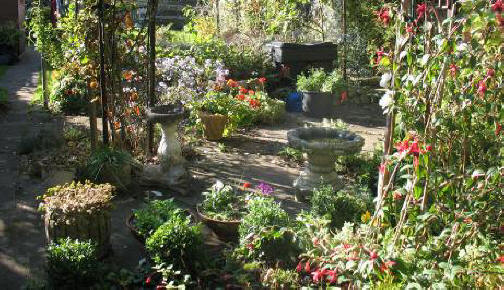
[361,211,371,223]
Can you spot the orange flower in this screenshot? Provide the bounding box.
[123,71,133,81]
[227,79,238,88]
[135,106,140,116]
[114,121,121,130]
[249,99,260,108]
[242,182,251,190]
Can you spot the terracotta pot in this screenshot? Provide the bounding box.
[196,204,240,242]
[198,111,228,141]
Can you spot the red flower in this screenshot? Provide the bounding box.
[416,3,427,19]
[492,0,503,12]
[395,139,410,153]
[243,182,251,189]
[376,49,385,64]
[409,140,422,156]
[393,191,403,200]
[380,260,397,272]
[406,23,415,33]
[496,122,502,136]
[340,91,348,103]
[145,275,152,285]
[497,13,504,26]
[377,8,390,26]
[249,99,261,108]
[248,90,255,95]
[369,251,378,260]
[426,145,432,151]
[343,244,352,249]
[497,256,504,264]
[305,261,311,273]
[487,68,495,78]
[449,64,458,77]
[477,80,487,97]
[239,87,248,94]
[296,261,303,272]
[258,77,267,83]
[236,94,246,101]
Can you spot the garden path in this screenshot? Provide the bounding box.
[0,48,49,289]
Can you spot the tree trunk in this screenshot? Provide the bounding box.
[98,0,109,145]
[88,89,98,151]
[341,0,347,81]
[146,0,159,156]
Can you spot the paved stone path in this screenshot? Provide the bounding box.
[0,49,48,289]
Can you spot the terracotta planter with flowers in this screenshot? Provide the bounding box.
[198,111,228,141]
[196,204,241,242]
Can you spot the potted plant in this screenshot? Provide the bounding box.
[194,91,232,141]
[196,181,246,242]
[265,42,337,78]
[126,199,186,242]
[296,69,346,118]
[39,181,115,258]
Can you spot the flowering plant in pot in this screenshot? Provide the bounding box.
[196,181,247,242]
[296,69,346,117]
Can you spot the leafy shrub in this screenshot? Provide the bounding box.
[200,181,246,221]
[0,22,20,48]
[336,148,382,192]
[46,238,100,287]
[278,146,303,164]
[77,147,135,189]
[133,199,184,238]
[262,268,300,288]
[239,197,289,238]
[17,127,64,155]
[145,215,203,271]
[296,69,345,93]
[39,181,114,224]
[310,184,372,229]
[49,73,87,115]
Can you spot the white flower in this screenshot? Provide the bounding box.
[379,90,394,114]
[212,180,225,191]
[380,72,392,88]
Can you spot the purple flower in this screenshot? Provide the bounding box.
[256,182,274,195]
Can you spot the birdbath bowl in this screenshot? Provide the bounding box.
[143,104,187,186]
[287,127,364,201]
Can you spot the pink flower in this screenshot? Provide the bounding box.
[258,77,267,84]
[477,80,487,97]
[377,8,390,26]
[325,269,338,284]
[492,0,504,12]
[369,251,379,260]
[145,275,152,285]
[311,268,326,283]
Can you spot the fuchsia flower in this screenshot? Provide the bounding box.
[406,23,415,33]
[325,269,338,284]
[477,80,487,97]
[449,64,458,77]
[311,268,325,283]
[492,0,504,12]
[376,49,385,64]
[305,261,311,273]
[258,77,267,84]
[426,145,432,151]
[369,251,379,260]
[416,3,427,19]
[377,8,391,26]
[296,261,303,272]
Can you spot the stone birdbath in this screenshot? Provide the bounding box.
[287,127,364,201]
[142,104,187,186]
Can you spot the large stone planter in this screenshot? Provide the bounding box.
[41,182,114,258]
[287,127,364,201]
[142,104,188,187]
[265,42,337,77]
[301,91,335,118]
[45,211,111,258]
[199,111,228,141]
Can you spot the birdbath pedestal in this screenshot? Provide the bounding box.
[142,104,187,187]
[287,127,364,201]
